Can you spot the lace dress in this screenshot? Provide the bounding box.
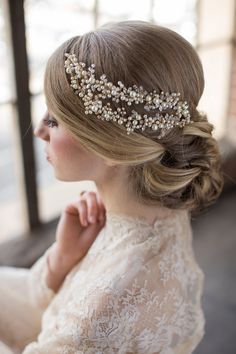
[0,208,205,354]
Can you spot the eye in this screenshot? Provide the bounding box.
[43,116,58,128]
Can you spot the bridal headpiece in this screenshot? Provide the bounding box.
[64,52,194,138]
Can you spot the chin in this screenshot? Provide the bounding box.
[55,175,72,182]
[53,171,69,181]
[53,169,92,182]
[54,172,79,182]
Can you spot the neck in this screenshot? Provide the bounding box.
[96,166,173,225]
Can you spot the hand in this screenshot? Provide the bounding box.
[46,190,106,292]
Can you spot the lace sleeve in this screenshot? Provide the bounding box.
[27,242,56,309]
[0,243,57,352]
[21,245,205,354]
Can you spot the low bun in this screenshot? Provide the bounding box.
[131,110,224,216]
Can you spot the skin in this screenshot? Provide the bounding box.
[34,110,172,225]
[33,109,172,292]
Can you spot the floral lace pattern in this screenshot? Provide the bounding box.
[0,208,205,354]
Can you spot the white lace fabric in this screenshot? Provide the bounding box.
[0,208,205,354]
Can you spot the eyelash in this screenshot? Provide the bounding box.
[43,117,58,128]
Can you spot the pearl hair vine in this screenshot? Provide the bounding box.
[64,52,194,138]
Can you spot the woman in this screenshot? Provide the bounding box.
[0,20,224,353]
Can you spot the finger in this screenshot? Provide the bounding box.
[67,191,103,226]
[95,193,107,220]
[78,199,91,226]
[96,201,106,221]
[64,200,80,216]
[83,191,100,223]
[65,199,88,227]
[96,191,105,208]
[79,196,105,225]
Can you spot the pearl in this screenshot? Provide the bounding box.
[153,98,160,105]
[146,95,152,102]
[130,91,136,98]
[91,105,98,112]
[152,124,158,130]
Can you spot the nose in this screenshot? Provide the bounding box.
[33,111,49,141]
[33,123,42,138]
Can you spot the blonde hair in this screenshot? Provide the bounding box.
[44,20,224,216]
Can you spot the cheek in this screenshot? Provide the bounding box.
[50,132,84,162]
[48,130,110,181]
